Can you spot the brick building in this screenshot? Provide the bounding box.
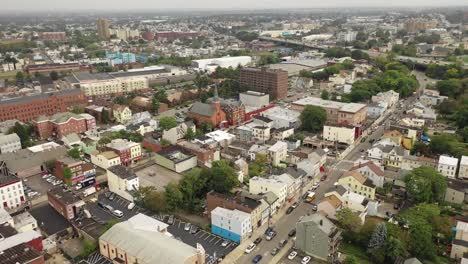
[218,99,245,126]
[239,68,288,100]
[38,32,66,41]
[105,139,142,166]
[34,112,96,139]
[177,140,220,166]
[54,157,96,184]
[25,62,87,74]
[47,187,84,220]
[0,89,86,122]
[187,101,227,128]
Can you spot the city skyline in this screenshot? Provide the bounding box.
[1,0,467,11]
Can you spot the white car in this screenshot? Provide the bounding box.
[288,251,297,260]
[301,256,311,264]
[245,243,256,254]
[112,210,123,218]
[184,223,191,231]
[221,240,230,247]
[127,202,135,210]
[312,183,320,190]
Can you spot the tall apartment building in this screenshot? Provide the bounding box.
[239,68,288,100]
[97,18,110,40]
[0,89,86,122]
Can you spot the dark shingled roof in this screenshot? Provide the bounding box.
[108,165,138,180]
[188,102,215,117]
[48,187,82,205]
[1,243,43,264]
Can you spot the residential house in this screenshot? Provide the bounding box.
[154,146,198,173]
[113,104,132,124]
[323,125,357,145]
[162,121,196,144]
[177,140,220,168]
[99,213,205,264]
[249,176,288,206]
[47,187,85,220]
[407,102,437,120]
[371,90,399,108]
[317,194,343,220]
[338,171,376,199]
[211,207,252,243]
[383,146,406,169]
[350,161,385,187]
[268,141,288,166]
[295,213,341,262]
[271,127,294,141]
[107,165,139,201]
[401,155,438,171]
[451,220,468,260]
[382,130,403,146]
[459,156,468,180]
[0,171,26,210]
[0,133,21,154]
[106,139,142,166]
[91,151,122,169]
[444,179,468,205]
[438,155,459,178]
[367,102,388,119]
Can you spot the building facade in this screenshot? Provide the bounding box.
[0,133,21,154]
[106,139,142,166]
[0,173,25,210]
[97,18,110,39]
[211,207,252,243]
[34,112,96,139]
[438,155,459,178]
[239,68,288,100]
[107,165,140,202]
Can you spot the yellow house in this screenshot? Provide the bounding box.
[338,171,376,200]
[113,104,132,124]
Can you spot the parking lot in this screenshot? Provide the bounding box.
[86,193,151,224]
[165,217,238,263]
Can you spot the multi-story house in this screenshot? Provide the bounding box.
[451,220,468,260]
[91,151,122,170]
[350,161,385,187]
[296,213,341,263]
[338,171,376,200]
[438,155,459,178]
[211,207,252,243]
[268,141,288,166]
[249,176,288,206]
[34,112,96,139]
[106,139,142,166]
[107,165,139,202]
[0,172,26,210]
[0,133,21,153]
[458,156,468,180]
[112,104,132,124]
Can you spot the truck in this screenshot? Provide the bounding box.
[83,186,96,197]
[305,192,315,203]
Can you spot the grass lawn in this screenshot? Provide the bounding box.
[339,241,373,264]
[0,70,19,79]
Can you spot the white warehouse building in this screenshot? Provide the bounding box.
[192,56,252,73]
[211,207,252,243]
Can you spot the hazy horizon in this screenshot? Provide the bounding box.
[1,0,467,12]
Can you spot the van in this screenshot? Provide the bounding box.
[113,210,124,218]
[127,202,135,210]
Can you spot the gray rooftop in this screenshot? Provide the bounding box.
[0,133,20,145]
[0,89,82,106]
[188,102,215,117]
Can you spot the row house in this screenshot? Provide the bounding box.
[105,139,142,166]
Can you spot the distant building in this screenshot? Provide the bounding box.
[105,139,142,166]
[0,171,25,210]
[107,165,139,202]
[91,151,122,170]
[154,146,198,173]
[0,133,21,154]
[192,56,251,73]
[295,213,341,262]
[239,68,288,100]
[97,18,111,39]
[459,156,468,180]
[25,62,86,75]
[34,112,96,139]
[451,220,468,259]
[0,89,86,122]
[211,207,252,243]
[337,31,357,42]
[106,51,137,65]
[99,213,205,264]
[371,90,399,108]
[38,32,66,41]
[239,91,270,108]
[47,187,84,220]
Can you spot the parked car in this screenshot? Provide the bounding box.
[221,240,230,247]
[265,231,276,241]
[311,182,320,190]
[264,227,274,235]
[104,205,114,211]
[278,239,288,248]
[254,237,262,245]
[127,202,135,210]
[190,225,199,234]
[252,254,262,263]
[112,210,123,218]
[320,175,328,181]
[108,192,116,201]
[291,202,299,209]
[288,229,296,237]
[286,206,294,214]
[271,247,279,256]
[310,203,318,211]
[184,222,191,231]
[97,202,106,209]
[301,256,312,264]
[245,243,256,254]
[288,251,298,260]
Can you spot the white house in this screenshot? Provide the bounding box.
[211,207,252,243]
[261,106,300,129]
[91,151,122,169]
[438,155,459,178]
[249,176,288,205]
[271,173,300,199]
[107,165,140,201]
[162,121,196,144]
[367,102,388,119]
[0,133,21,154]
[371,90,399,108]
[459,156,468,180]
[350,161,385,187]
[268,141,288,166]
[0,173,26,210]
[323,125,356,145]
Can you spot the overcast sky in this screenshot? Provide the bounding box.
[1,0,465,11]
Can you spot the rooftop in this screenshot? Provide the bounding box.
[0,243,43,264]
[293,96,366,113]
[48,187,82,205]
[0,146,67,173]
[439,155,459,166]
[156,145,196,163]
[108,165,138,180]
[460,156,468,166]
[0,133,20,145]
[106,139,139,151]
[211,207,251,222]
[209,191,261,211]
[0,89,83,106]
[298,213,336,235]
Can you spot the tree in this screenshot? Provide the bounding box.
[320,90,330,100]
[367,223,387,254]
[49,71,59,81]
[179,168,208,213]
[384,236,406,262]
[164,182,183,211]
[404,166,447,203]
[184,127,196,141]
[159,117,178,131]
[258,53,280,65]
[151,97,160,113]
[344,256,358,264]
[351,50,370,60]
[15,71,24,80]
[430,133,465,157]
[408,218,436,260]
[153,88,169,103]
[9,122,33,147]
[67,148,81,159]
[299,105,327,133]
[336,208,362,233]
[63,167,73,185]
[71,106,84,114]
[436,79,463,98]
[205,160,239,193]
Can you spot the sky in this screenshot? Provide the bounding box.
[1,0,465,11]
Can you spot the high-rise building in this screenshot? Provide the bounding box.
[239,68,288,100]
[97,18,110,40]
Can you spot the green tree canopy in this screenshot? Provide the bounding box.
[159,117,178,131]
[404,166,447,203]
[67,148,81,159]
[299,105,327,133]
